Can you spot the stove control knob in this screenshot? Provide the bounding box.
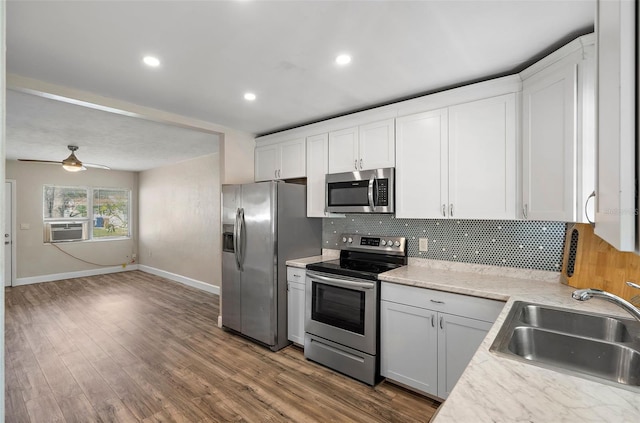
[394,240,401,247]
[348,237,353,243]
[342,237,347,243]
[381,240,387,246]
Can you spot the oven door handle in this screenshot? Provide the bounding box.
[306,271,376,290]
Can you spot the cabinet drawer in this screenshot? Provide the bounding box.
[287,267,306,283]
[381,282,504,323]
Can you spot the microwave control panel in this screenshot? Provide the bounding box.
[376,179,388,206]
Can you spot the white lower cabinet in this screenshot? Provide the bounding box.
[287,267,306,346]
[380,301,438,394]
[380,282,503,399]
[436,313,493,398]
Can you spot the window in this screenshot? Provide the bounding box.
[43,186,88,219]
[43,185,131,242]
[93,188,130,238]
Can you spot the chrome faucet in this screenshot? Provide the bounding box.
[572,281,640,321]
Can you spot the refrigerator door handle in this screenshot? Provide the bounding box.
[238,208,246,271]
[234,208,241,270]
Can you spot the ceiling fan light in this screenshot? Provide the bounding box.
[62,151,85,172]
[62,163,86,172]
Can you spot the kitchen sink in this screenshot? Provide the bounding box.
[490,301,640,390]
[519,304,632,342]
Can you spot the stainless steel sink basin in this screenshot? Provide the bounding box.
[508,327,640,386]
[519,304,632,342]
[490,301,640,391]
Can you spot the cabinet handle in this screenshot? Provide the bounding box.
[275,169,278,178]
[278,169,281,178]
[439,316,444,330]
[430,299,445,304]
[293,274,301,278]
[431,314,435,328]
[354,159,358,170]
[442,204,446,217]
[359,158,363,169]
[523,204,528,220]
[449,203,454,217]
[585,191,595,225]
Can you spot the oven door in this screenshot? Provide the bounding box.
[305,271,378,355]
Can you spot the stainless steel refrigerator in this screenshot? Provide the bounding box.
[221,181,322,351]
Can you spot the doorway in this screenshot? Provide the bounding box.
[5,180,16,287]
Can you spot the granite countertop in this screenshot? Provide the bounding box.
[378,260,640,423]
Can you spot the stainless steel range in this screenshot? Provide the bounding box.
[304,233,407,385]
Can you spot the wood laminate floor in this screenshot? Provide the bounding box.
[5,271,440,422]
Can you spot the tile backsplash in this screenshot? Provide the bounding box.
[322,215,567,272]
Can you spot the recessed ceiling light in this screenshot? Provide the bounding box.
[244,92,257,101]
[143,56,160,67]
[335,54,352,66]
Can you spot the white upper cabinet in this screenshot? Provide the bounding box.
[520,34,595,223]
[396,109,449,218]
[328,119,395,173]
[254,144,279,182]
[448,94,517,220]
[306,133,329,217]
[595,0,636,252]
[359,119,396,170]
[328,126,359,173]
[396,94,517,220]
[254,138,306,182]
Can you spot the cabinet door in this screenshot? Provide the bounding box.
[448,94,517,219]
[380,300,438,396]
[306,134,329,217]
[522,64,578,221]
[328,126,359,173]
[280,138,306,179]
[287,281,306,346]
[359,119,395,170]
[437,314,492,399]
[396,109,449,218]
[255,144,279,182]
[594,0,636,251]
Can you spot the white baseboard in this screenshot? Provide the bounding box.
[14,264,139,286]
[138,265,220,295]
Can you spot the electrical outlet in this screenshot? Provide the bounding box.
[419,238,429,252]
[148,249,152,257]
[132,253,137,260]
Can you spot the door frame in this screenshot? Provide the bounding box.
[5,179,16,287]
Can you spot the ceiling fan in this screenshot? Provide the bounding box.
[18,145,111,172]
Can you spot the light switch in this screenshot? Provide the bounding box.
[419,237,428,252]
[20,223,30,230]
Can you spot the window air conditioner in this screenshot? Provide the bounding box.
[44,222,89,243]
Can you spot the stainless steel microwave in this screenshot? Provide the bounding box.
[325,168,395,214]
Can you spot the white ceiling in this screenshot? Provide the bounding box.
[6,90,219,172]
[6,0,595,169]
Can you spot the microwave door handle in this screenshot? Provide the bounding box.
[367,174,376,211]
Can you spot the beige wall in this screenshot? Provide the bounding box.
[6,160,137,279]
[138,154,221,287]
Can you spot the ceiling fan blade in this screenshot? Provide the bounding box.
[84,163,111,170]
[18,159,62,165]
